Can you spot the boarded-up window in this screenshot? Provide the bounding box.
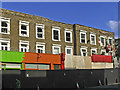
[25,64,37,69]
[38,64,50,70]
[54,64,60,70]
[5,63,21,69]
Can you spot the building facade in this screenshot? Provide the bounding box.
[74,24,115,56]
[115,39,120,57]
[1,50,61,70]
[0,9,115,56]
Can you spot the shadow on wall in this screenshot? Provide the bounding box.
[2,69,120,89]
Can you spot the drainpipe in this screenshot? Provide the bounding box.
[73,24,77,55]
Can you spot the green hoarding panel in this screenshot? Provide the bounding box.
[0,50,25,63]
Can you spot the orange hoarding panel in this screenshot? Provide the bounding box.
[22,52,61,64]
[22,52,37,63]
[22,52,61,70]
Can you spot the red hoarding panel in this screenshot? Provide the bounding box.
[91,55,112,63]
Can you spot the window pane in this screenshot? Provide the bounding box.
[54,47,59,54]
[101,37,105,45]
[109,39,112,45]
[5,47,7,50]
[83,53,86,56]
[37,28,42,32]
[81,34,85,38]
[25,48,27,52]
[92,50,96,55]
[1,46,4,50]
[1,42,7,45]
[25,64,37,69]
[38,64,50,69]
[82,49,87,56]
[66,32,70,41]
[21,44,27,47]
[21,25,27,30]
[53,30,59,40]
[91,35,95,44]
[37,34,42,38]
[21,31,27,34]
[81,33,86,43]
[91,36,95,41]
[37,46,43,48]
[38,49,40,53]
[67,49,71,54]
[1,22,7,27]
[1,28,7,33]
[81,39,85,43]
[54,65,60,70]
[82,49,86,52]
[38,49,43,53]
[21,48,23,52]
[101,52,105,55]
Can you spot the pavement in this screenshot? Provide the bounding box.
[80,83,120,90]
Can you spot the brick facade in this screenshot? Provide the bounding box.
[0,9,115,56]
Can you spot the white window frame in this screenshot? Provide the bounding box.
[52,26,60,41]
[65,46,73,55]
[80,46,88,56]
[108,37,113,47]
[100,36,106,46]
[90,33,96,45]
[80,30,87,44]
[52,44,61,54]
[36,24,45,39]
[101,49,106,55]
[19,40,29,52]
[91,48,97,56]
[36,42,45,53]
[19,20,29,37]
[65,29,72,43]
[0,17,10,34]
[0,38,10,51]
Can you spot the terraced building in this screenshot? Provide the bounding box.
[0,8,115,56]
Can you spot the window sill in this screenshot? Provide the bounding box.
[36,37,45,39]
[52,39,61,42]
[90,44,96,45]
[0,32,10,35]
[80,42,87,44]
[65,41,72,43]
[19,35,29,37]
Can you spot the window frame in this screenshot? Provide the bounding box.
[52,44,61,54]
[52,26,60,41]
[19,20,29,37]
[91,48,97,56]
[108,37,113,47]
[36,24,45,39]
[90,33,96,45]
[65,46,73,55]
[0,17,10,34]
[100,36,106,46]
[101,49,106,55]
[80,46,88,56]
[19,40,29,52]
[36,42,45,53]
[65,29,72,43]
[0,38,10,51]
[80,30,87,44]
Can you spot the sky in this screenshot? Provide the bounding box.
[2,2,118,38]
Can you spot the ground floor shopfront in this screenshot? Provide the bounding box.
[0,50,61,70]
